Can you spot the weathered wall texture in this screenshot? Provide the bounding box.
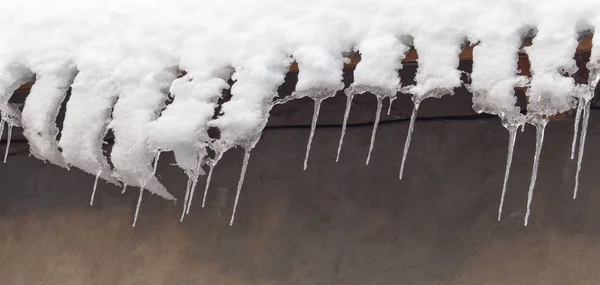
[2,70,600,284]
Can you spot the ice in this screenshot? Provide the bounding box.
[304,98,323,170]
[185,154,203,214]
[121,184,128,194]
[3,0,600,225]
[90,170,101,206]
[573,98,590,199]
[202,151,223,208]
[399,100,420,180]
[524,115,548,227]
[400,31,464,177]
[366,96,383,165]
[519,11,584,224]
[207,52,292,223]
[230,149,251,226]
[336,87,395,164]
[345,35,408,163]
[497,115,525,221]
[335,93,354,162]
[1,103,26,163]
[290,45,345,169]
[3,123,11,163]
[300,88,341,169]
[570,99,584,160]
[0,66,31,164]
[132,187,144,227]
[497,125,517,221]
[180,178,191,222]
[153,151,161,175]
[571,80,596,199]
[467,24,527,221]
[207,55,291,223]
[0,122,4,151]
[573,63,600,198]
[0,104,21,163]
[387,97,395,116]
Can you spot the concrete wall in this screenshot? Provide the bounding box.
[2,72,600,284]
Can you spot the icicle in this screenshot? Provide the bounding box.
[185,155,203,215]
[387,97,395,116]
[230,149,251,226]
[90,170,102,206]
[498,124,518,221]
[186,177,199,214]
[132,187,144,227]
[524,115,548,226]
[570,99,584,160]
[304,98,323,170]
[366,96,384,165]
[202,165,216,208]
[335,94,354,162]
[121,184,128,194]
[153,151,161,175]
[180,178,192,222]
[202,151,223,208]
[0,120,5,146]
[573,99,591,199]
[399,100,421,180]
[3,124,12,163]
[0,120,4,162]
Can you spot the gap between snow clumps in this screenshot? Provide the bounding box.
[0,0,599,227]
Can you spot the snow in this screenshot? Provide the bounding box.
[109,58,178,200]
[21,69,74,168]
[1,0,600,226]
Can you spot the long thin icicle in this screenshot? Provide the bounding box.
[121,184,128,194]
[498,124,518,221]
[399,100,420,180]
[387,97,395,116]
[180,178,192,222]
[230,149,251,226]
[90,170,102,206]
[185,155,203,214]
[152,151,161,175]
[202,164,216,208]
[304,98,323,170]
[573,99,591,199]
[570,100,584,159]
[132,187,144,227]
[0,120,4,147]
[202,151,223,208]
[524,116,548,226]
[335,94,354,162]
[366,96,384,165]
[3,124,11,163]
[0,121,5,162]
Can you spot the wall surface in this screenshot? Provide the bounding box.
[2,71,600,284]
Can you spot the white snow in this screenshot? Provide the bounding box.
[1,0,600,225]
[21,69,74,168]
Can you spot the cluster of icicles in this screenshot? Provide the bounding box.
[2,10,600,227]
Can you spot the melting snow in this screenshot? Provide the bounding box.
[0,0,599,226]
